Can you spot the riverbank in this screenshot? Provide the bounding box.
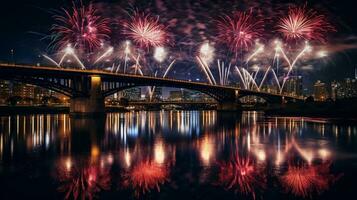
[265,98,357,118]
[0,105,128,115]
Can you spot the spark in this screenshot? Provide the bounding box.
[199,42,215,64]
[246,43,265,63]
[94,46,113,64]
[154,46,167,63]
[123,11,168,49]
[50,2,111,51]
[316,50,328,58]
[277,6,335,43]
[123,41,131,73]
[216,9,264,54]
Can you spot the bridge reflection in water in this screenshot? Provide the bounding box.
[0,111,355,199]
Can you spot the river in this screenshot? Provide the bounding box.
[0,111,356,199]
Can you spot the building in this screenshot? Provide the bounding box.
[284,76,303,97]
[122,87,142,101]
[331,78,357,100]
[0,80,11,104]
[12,83,35,99]
[313,80,328,101]
[330,81,339,100]
[169,90,183,101]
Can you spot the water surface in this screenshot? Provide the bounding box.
[0,111,356,199]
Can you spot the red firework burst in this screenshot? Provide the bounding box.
[277,6,335,43]
[122,161,169,197]
[280,162,338,198]
[51,2,111,52]
[216,9,264,53]
[56,162,111,200]
[218,155,266,199]
[123,11,169,49]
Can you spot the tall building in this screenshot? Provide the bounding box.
[330,81,339,100]
[284,76,303,97]
[332,78,357,99]
[313,80,328,101]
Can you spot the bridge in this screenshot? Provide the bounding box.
[0,64,303,115]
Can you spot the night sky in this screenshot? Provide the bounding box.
[1,0,357,90]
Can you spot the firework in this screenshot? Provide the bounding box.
[218,154,266,199]
[281,162,338,198]
[94,46,114,64]
[216,9,264,54]
[50,2,111,52]
[122,161,169,197]
[55,160,111,200]
[277,6,335,43]
[199,42,215,64]
[123,11,169,49]
[154,46,167,63]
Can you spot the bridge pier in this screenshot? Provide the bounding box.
[217,101,241,111]
[70,76,105,116]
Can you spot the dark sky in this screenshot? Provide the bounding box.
[0,0,357,86]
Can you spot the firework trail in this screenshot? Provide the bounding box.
[217,60,232,86]
[277,6,335,43]
[43,54,61,67]
[123,11,169,49]
[216,9,264,55]
[94,46,113,64]
[258,66,271,90]
[50,2,111,52]
[196,56,215,85]
[279,43,312,94]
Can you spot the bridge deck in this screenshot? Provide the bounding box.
[0,63,303,101]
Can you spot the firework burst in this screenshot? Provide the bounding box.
[216,9,264,54]
[280,162,338,198]
[218,154,266,199]
[123,11,169,49]
[55,159,111,200]
[277,6,335,43]
[50,2,111,52]
[122,161,169,197]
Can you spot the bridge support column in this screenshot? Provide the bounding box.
[70,76,105,116]
[217,101,241,111]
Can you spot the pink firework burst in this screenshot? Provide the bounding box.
[51,2,111,52]
[216,9,264,53]
[123,11,169,49]
[277,6,335,43]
